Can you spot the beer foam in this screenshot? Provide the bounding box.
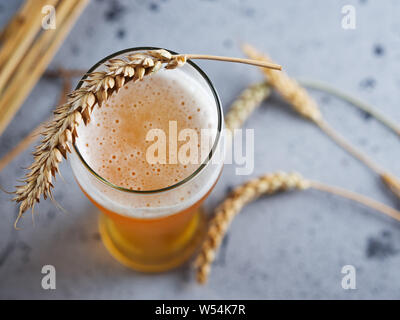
[73,68,223,218]
[77,69,218,191]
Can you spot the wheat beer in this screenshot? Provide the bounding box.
[71,49,223,272]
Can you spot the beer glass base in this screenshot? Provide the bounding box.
[98,209,207,273]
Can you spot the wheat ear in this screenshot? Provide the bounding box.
[195,171,400,284]
[13,49,282,228]
[224,82,271,131]
[12,50,187,228]
[241,43,400,200]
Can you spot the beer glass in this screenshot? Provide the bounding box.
[70,47,223,272]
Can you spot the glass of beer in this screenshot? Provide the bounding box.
[70,47,223,272]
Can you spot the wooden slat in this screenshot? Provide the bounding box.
[0,0,60,94]
[0,0,35,43]
[0,0,89,136]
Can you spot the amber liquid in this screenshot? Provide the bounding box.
[76,70,220,271]
[83,186,214,272]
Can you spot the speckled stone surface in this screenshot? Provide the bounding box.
[1,0,400,299]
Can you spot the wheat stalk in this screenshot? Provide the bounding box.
[241,43,400,200]
[297,78,400,137]
[12,49,281,228]
[224,82,271,131]
[195,171,400,284]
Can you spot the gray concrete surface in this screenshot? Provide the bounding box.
[1,0,400,299]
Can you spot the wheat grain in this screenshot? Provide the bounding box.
[224,82,271,131]
[195,171,400,284]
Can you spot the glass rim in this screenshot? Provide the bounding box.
[72,46,223,194]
